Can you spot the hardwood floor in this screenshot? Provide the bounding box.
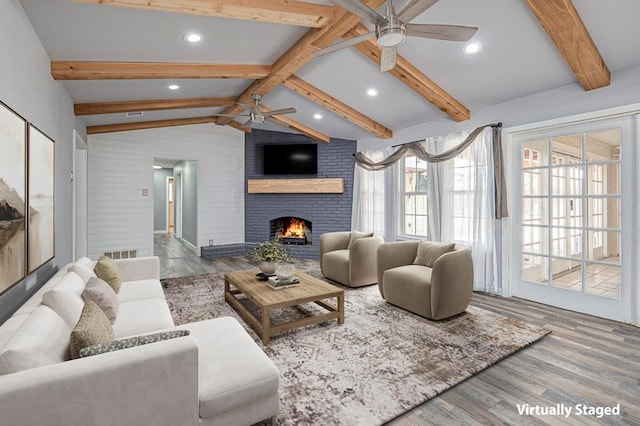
[154,236,640,425]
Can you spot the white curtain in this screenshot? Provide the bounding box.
[351,149,388,237]
[438,128,499,293]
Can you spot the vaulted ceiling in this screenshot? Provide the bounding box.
[19,0,640,142]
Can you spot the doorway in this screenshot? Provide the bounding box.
[174,171,183,240]
[167,177,174,234]
[508,115,633,323]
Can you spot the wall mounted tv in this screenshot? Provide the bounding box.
[263,144,318,175]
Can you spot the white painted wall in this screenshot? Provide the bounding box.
[87,124,244,259]
[0,0,86,322]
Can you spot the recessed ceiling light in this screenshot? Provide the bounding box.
[168,84,180,90]
[313,113,322,120]
[184,33,203,43]
[367,88,378,97]
[153,165,162,169]
[463,41,483,55]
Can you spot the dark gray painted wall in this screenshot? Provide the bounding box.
[174,161,198,247]
[245,129,356,259]
[153,168,173,231]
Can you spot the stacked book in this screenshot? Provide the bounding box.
[267,276,300,290]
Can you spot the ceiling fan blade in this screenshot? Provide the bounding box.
[330,0,386,25]
[242,118,253,127]
[314,32,376,57]
[263,107,297,117]
[265,117,290,128]
[405,24,478,41]
[397,0,439,24]
[380,46,397,72]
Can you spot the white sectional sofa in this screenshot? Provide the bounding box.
[0,256,279,426]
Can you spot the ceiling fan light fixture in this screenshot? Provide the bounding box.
[377,27,406,47]
[184,32,203,43]
[463,41,483,55]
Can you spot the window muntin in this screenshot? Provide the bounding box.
[520,129,622,299]
[401,154,427,237]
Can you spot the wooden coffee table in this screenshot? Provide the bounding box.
[224,269,344,344]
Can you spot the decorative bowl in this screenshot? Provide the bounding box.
[275,263,296,280]
[258,261,278,276]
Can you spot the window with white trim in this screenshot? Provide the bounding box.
[520,129,622,299]
[401,154,428,237]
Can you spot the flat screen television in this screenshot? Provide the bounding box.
[263,144,317,175]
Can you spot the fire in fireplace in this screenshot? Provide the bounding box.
[270,217,312,245]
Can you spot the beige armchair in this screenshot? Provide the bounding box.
[319,231,384,287]
[377,240,473,320]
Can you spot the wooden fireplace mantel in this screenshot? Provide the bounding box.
[247,178,344,194]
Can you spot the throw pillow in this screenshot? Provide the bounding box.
[80,330,190,358]
[68,264,96,284]
[69,300,114,359]
[94,255,122,294]
[413,241,456,268]
[347,231,374,249]
[82,277,119,324]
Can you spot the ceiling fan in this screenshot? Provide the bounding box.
[213,94,297,128]
[314,0,478,72]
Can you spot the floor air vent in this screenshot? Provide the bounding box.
[103,250,137,260]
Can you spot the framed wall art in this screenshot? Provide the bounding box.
[27,124,55,273]
[0,102,27,294]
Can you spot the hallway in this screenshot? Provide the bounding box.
[153,233,254,278]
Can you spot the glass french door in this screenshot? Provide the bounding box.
[510,116,633,323]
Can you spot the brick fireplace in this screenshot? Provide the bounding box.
[270,217,312,245]
[244,129,356,259]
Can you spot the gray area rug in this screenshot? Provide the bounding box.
[161,266,549,426]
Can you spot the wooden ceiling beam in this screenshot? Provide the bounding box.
[283,75,392,138]
[86,116,251,134]
[215,0,387,126]
[261,105,330,143]
[52,62,271,80]
[75,96,238,116]
[70,0,335,28]
[344,24,470,122]
[525,0,610,90]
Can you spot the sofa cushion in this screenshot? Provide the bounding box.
[113,299,175,339]
[0,306,71,375]
[70,301,114,359]
[75,257,96,271]
[41,272,86,328]
[321,249,350,285]
[413,241,455,268]
[82,277,119,323]
[178,317,279,419]
[94,255,122,293]
[347,231,373,249]
[383,265,433,318]
[80,330,190,358]
[68,264,97,284]
[118,279,166,303]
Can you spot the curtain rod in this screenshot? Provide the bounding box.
[389,122,502,148]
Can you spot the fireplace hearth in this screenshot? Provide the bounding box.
[270,217,312,245]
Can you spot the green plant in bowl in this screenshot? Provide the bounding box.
[249,239,290,275]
